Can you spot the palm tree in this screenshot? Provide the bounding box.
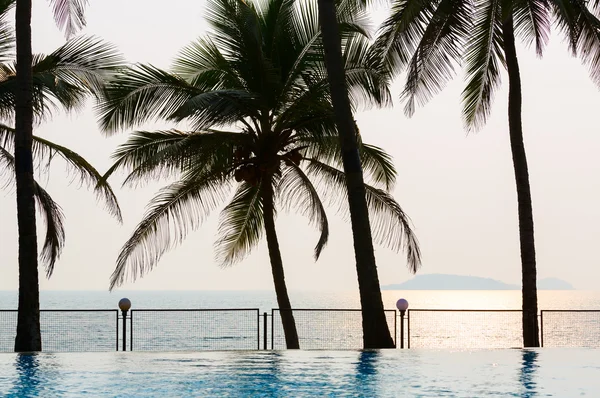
[14,0,40,352]
[372,0,600,346]
[11,0,120,350]
[98,0,421,349]
[317,0,400,348]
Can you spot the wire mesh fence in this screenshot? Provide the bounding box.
[0,311,17,352]
[407,309,523,349]
[541,310,600,347]
[0,310,118,352]
[271,309,397,349]
[41,310,118,352]
[130,309,260,351]
[4,308,600,351]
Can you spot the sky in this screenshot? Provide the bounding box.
[0,0,599,291]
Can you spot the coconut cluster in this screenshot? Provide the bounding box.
[232,146,303,186]
[233,147,259,185]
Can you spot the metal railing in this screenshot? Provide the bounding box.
[407,309,523,349]
[0,310,17,352]
[540,310,600,347]
[2,307,600,351]
[271,309,397,350]
[0,310,118,352]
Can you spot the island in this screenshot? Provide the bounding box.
[382,274,575,290]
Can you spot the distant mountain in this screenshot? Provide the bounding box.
[382,274,574,290]
[537,277,575,290]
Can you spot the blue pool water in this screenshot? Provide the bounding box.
[0,349,598,397]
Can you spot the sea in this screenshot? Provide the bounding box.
[1,290,599,351]
[2,289,600,311]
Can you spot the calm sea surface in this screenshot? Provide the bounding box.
[1,289,599,311]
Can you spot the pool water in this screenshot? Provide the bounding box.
[0,349,598,397]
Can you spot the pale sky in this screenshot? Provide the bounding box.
[0,0,598,291]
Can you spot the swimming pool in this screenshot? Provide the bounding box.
[0,349,597,397]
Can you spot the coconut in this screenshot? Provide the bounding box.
[234,168,243,182]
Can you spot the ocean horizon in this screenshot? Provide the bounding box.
[1,290,599,312]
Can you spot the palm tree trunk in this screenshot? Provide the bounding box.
[14,0,41,352]
[317,0,394,349]
[261,179,300,349]
[502,16,539,348]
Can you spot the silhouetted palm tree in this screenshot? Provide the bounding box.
[372,0,600,347]
[317,0,402,348]
[99,0,421,349]
[11,0,121,351]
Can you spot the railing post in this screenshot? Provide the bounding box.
[400,311,406,349]
[540,311,544,348]
[118,298,131,352]
[115,310,119,351]
[394,310,397,348]
[257,311,260,350]
[407,310,410,349]
[271,309,274,350]
[130,310,134,351]
[263,312,268,350]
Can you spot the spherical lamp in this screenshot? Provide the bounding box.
[118,298,131,312]
[396,298,409,314]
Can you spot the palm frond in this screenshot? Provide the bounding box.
[34,181,66,278]
[278,163,329,259]
[461,0,504,130]
[277,0,323,105]
[49,0,88,38]
[172,37,244,89]
[0,0,14,16]
[550,0,600,86]
[370,0,438,76]
[305,158,421,273]
[513,0,551,56]
[171,89,262,130]
[204,0,281,104]
[33,35,124,94]
[343,33,393,109]
[106,129,245,187]
[301,134,397,190]
[170,37,265,129]
[0,125,122,222]
[214,180,264,266]
[262,0,307,86]
[0,0,14,64]
[110,170,232,290]
[573,11,600,86]
[0,138,12,188]
[275,79,333,133]
[32,135,122,222]
[399,0,472,116]
[0,144,66,276]
[588,0,600,16]
[103,129,193,185]
[277,27,389,127]
[360,143,397,190]
[0,36,123,121]
[96,64,198,133]
[0,60,86,120]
